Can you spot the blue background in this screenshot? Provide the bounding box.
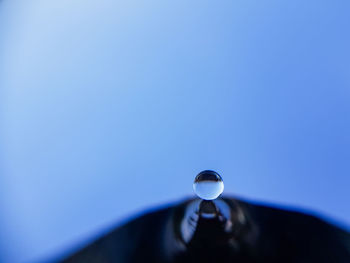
[1,1,350,262]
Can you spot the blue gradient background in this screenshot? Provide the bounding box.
[1,1,350,262]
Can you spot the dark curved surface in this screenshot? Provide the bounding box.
[61,197,350,263]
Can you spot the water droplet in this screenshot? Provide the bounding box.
[193,170,224,200]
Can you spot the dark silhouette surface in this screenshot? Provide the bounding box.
[61,197,350,263]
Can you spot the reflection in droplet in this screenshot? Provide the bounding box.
[193,170,224,200]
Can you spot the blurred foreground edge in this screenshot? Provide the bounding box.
[60,196,350,263]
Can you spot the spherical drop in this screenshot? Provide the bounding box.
[193,170,224,200]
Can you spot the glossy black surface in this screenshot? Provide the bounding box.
[61,197,350,263]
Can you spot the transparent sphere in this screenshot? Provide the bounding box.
[193,170,224,200]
